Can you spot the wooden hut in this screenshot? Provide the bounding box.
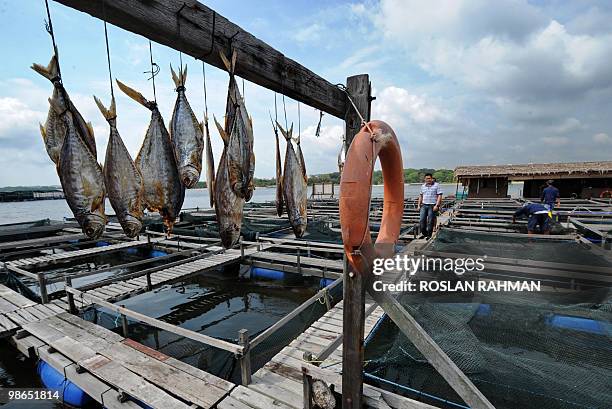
[455,161,612,199]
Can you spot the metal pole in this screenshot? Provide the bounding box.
[38,273,49,304]
[238,329,252,385]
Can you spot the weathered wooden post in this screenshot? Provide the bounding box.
[38,272,49,304]
[297,247,302,275]
[65,276,76,314]
[146,272,152,291]
[120,305,129,338]
[238,329,252,385]
[342,74,371,409]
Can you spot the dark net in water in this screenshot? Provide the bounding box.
[364,289,612,409]
[430,228,610,267]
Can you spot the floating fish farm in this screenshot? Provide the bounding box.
[0,0,610,408]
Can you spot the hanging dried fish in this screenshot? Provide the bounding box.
[169,65,204,188]
[213,117,245,248]
[32,55,96,162]
[204,115,215,208]
[220,51,255,201]
[94,96,144,238]
[271,116,284,217]
[48,97,106,239]
[278,122,308,238]
[116,80,184,234]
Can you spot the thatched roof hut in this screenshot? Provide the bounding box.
[455,161,612,179]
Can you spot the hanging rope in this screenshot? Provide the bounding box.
[315,110,324,137]
[43,0,62,81]
[336,84,373,134]
[176,3,186,87]
[274,92,278,124]
[297,101,301,139]
[147,40,158,103]
[101,0,114,100]
[202,61,209,120]
[282,94,288,130]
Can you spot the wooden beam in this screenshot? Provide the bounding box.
[366,284,496,409]
[342,73,371,409]
[52,0,347,118]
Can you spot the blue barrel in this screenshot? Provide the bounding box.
[546,315,608,335]
[475,304,491,317]
[319,278,335,288]
[38,360,92,407]
[251,267,285,280]
[149,250,168,258]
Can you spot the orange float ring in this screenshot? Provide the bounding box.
[339,120,404,275]
[600,190,612,198]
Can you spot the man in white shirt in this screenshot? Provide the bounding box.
[417,173,443,239]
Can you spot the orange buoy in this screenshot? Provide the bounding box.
[339,120,404,275]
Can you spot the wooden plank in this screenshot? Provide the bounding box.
[231,385,295,409]
[23,319,190,409]
[0,314,18,332]
[217,395,254,409]
[0,285,37,307]
[46,315,229,407]
[52,0,346,118]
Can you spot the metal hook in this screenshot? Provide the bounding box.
[144,62,160,81]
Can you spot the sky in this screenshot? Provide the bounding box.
[1,0,611,187]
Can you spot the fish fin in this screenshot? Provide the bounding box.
[200,121,204,133]
[170,64,179,88]
[219,51,232,73]
[170,63,187,88]
[91,192,105,214]
[93,95,117,120]
[31,55,59,81]
[86,122,95,138]
[39,123,47,142]
[116,79,151,108]
[47,97,66,115]
[276,121,292,141]
[213,115,229,145]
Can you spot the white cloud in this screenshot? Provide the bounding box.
[540,136,570,145]
[593,132,610,143]
[294,23,323,44]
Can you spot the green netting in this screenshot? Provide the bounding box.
[431,228,610,266]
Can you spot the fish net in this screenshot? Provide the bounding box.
[364,290,612,409]
[364,228,612,408]
[430,228,610,266]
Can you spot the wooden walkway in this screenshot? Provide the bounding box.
[0,284,69,337]
[5,238,150,268]
[217,244,433,409]
[14,312,233,409]
[64,249,246,308]
[247,251,343,278]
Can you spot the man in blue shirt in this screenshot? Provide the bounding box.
[417,173,443,239]
[512,202,552,235]
[541,180,560,210]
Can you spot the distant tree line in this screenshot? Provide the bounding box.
[194,168,454,188]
